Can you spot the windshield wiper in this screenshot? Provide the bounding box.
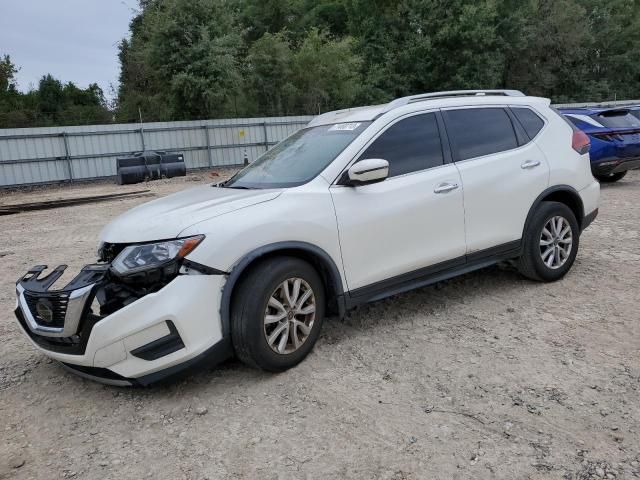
[213,179,252,189]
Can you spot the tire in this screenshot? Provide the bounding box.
[595,171,627,183]
[231,256,325,372]
[518,201,580,282]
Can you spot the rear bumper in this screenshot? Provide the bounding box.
[15,274,232,384]
[592,157,640,175]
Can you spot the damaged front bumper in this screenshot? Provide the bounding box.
[14,262,231,386]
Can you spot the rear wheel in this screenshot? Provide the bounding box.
[231,256,325,371]
[518,201,580,282]
[595,171,627,183]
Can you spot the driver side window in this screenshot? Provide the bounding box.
[358,113,444,177]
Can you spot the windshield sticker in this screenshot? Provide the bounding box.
[329,122,361,131]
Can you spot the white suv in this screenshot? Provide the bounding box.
[14,90,600,385]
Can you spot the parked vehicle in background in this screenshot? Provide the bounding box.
[559,106,640,182]
[13,90,600,385]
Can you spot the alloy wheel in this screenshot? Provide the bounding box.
[263,277,316,354]
[539,216,573,269]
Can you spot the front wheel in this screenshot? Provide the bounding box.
[518,201,580,282]
[595,171,627,183]
[231,256,325,372]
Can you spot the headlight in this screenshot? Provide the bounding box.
[111,235,204,275]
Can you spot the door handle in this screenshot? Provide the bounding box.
[434,182,459,194]
[521,160,541,169]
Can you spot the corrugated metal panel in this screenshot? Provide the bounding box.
[8,100,638,187]
[552,99,640,109]
[0,115,313,186]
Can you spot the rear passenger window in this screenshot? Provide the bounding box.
[359,113,443,177]
[512,107,545,139]
[444,108,518,161]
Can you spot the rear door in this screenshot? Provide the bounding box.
[330,111,466,291]
[442,106,550,254]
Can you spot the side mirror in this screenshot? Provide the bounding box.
[346,158,389,186]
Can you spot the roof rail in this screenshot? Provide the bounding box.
[381,89,525,114]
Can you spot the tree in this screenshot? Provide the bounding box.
[117,0,244,121]
[5,0,639,128]
[245,32,296,115]
[501,0,593,102]
[290,29,363,113]
[0,54,19,95]
[0,57,112,128]
[580,0,640,101]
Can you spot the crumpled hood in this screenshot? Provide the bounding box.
[100,185,281,243]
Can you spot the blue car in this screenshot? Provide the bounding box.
[559,106,640,182]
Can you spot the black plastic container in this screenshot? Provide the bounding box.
[116,151,186,185]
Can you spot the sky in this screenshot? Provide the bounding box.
[0,0,135,99]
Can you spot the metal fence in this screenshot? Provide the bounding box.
[552,99,640,109]
[0,115,313,187]
[2,98,639,188]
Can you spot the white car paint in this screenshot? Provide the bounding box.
[331,163,466,290]
[16,275,225,380]
[100,185,282,243]
[451,121,551,253]
[15,90,600,383]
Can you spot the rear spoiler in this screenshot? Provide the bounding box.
[594,107,632,116]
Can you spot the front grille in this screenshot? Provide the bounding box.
[15,307,100,355]
[23,291,69,328]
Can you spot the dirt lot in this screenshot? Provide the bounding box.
[0,171,638,480]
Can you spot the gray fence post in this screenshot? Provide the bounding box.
[262,121,269,152]
[139,127,146,151]
[62,133,74,183]
[204,125,213,167]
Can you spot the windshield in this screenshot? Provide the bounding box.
[224,122,370,189]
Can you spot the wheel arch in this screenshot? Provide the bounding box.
[523,185,585,239]
[220,242,346,337]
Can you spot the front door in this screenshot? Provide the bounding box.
[330,112,467,292]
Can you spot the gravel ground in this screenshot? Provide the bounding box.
[0,170,638,480]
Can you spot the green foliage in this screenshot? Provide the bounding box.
[0,54,19,94]
[245,32,296,115]
[117,0,640,121]
[243,29,363,115]
[116,0,244,121]
[291,30,363,113]
[0,56,112,128]
[2,0,640,128]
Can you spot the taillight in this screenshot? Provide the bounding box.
[572,130,590,154]
[593,133,623,142]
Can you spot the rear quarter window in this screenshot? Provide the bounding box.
[511,107,545,139]
[443,108,518,161]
